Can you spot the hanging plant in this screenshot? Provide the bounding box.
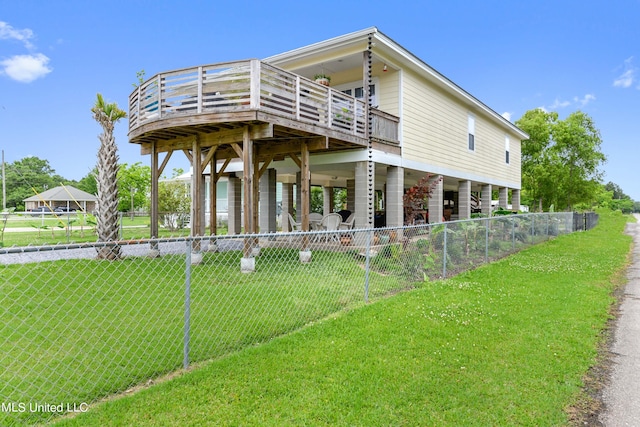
[314,74,331,86]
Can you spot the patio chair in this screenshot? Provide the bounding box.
[309,212,323,230]
[339,213,355,230]
[317,213,343,242]
[288,213,302,232]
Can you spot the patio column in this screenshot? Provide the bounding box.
[428,175,443,223]
[227,174,242,235]
[355,161,373,228]
[323,186,334,215]
[499,187,508,210]
[259,168,277,233]
[458,180,471,220]
[481,184,492,216]
[512,189,521,212]
[281,182,294,232]
[346,179,355,213]
[386,166,403,228]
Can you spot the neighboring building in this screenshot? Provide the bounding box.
[128,27,527,246]
[23,185,97,212]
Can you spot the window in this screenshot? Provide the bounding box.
[505,135,510,164]
[334,80,378,107]
[468,114,475,151]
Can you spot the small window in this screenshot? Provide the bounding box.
[335,81,378,106]
[505,135,510,164]
[468,114,475,151]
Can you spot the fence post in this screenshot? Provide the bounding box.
[443,223,448,278]
[184,238,192,370]
[546,214,550,240]
[364,230,371,303]
[485,218,490,263]
[531,215,535,245]
[511,216,516,251]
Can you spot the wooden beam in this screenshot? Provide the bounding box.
[289,152,301,169]
[216,157,232,182]
[255,136,328,157]
[202,145,217,169]
[158,151,172,177]
[300,141,310,249]
[257,155,273,180]
[139,123,273,155]
[191,135,204,243]
[230,143,243,159]
[242,126,254,256]
[209,149,217,235]
[150,142,159,243]
[183,148,193,163]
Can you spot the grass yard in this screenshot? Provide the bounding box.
[1,247,400,427]
[47,210,632,426]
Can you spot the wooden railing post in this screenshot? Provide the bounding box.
[156,74,162,119]
[197,66,203,114]
[250,60,260,110]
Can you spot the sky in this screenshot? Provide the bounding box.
[1,0,639,199]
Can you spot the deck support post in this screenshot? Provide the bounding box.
[241,126,257,271]
[300,141,310,251]
[149,142,160,257]
[190,136,204,256]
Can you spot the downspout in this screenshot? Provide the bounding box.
[365,34,374,228]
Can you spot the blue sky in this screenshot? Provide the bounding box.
[1,0,639,199]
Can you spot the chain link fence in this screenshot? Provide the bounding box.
[1,212,584,425]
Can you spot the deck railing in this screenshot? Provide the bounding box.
[370,108,400,144]
[128,59,388,141]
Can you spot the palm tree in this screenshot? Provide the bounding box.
[91,93,126,260]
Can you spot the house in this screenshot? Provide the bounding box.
[128,27,527,253]
[23,185,97,213]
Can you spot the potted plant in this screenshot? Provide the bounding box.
[314,74,331,86]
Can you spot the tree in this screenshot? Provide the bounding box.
[117,162,151,213]
[515,109,606,211]
[403,174,442,223]
[552,111,606,209]
[76,168,98,196]
[91,93,127,260]
[155,169,190,231]
[4,156,67,210]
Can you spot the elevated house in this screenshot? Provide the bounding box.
[128,27,527,256]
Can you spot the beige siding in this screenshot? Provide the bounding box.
[401,68,520,187]
[376,70,399,115]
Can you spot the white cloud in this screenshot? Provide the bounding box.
[613,57,636,88]
[0,21,35,49]
[549,98,571,109]
[0,54,52,83]
[501,112,512,121]
[574,94,596,107]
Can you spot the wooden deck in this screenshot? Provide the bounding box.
[128,59,399,155]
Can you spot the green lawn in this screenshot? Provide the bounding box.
[1,246,400,426]
[47,210,631,426]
